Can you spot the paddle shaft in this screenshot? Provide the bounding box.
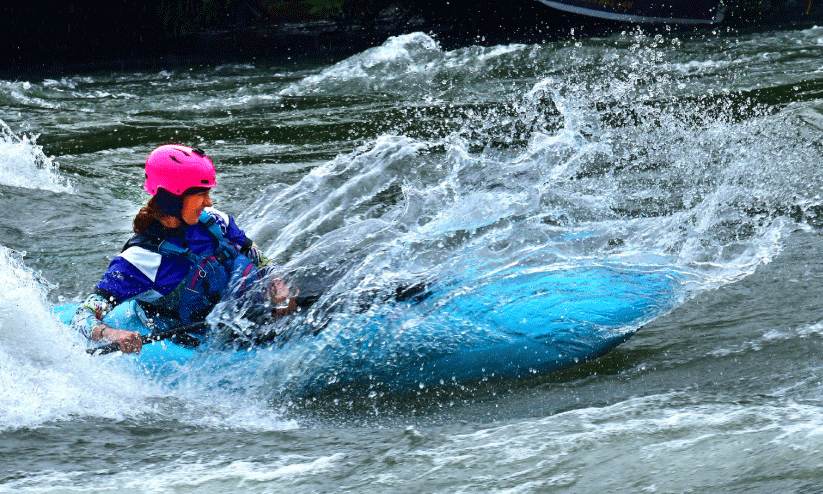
[86,322,207,356]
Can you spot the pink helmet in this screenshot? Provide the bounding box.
[144,144,216,196]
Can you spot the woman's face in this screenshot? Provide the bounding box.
[180,190,213,225]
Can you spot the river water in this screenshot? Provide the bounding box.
[2,27,823,492]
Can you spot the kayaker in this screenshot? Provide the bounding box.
[71,144,297,354]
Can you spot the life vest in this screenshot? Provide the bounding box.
[125,211,264,327]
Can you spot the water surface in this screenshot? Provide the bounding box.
[2,29,823,492]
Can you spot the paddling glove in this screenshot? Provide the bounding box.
[241,239,273,268]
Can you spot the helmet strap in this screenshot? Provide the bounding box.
[153,188,185,220]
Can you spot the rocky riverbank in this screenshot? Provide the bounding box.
[3,0,822,78]
[2,0,592,77]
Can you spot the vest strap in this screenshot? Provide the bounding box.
[121,214,260,326]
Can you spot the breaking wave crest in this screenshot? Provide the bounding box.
[0,119,72,193]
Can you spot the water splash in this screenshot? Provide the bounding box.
[279,32,541,100]
[519,31,817,285]
[0,119,73,193]
[5,30,816,401]
[0,246,149,429]
[214,31,822,397]
[0,244,301,431]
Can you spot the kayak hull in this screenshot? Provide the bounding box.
[56,262,680,392]
[54,302,195,374]
[290,263,680,391]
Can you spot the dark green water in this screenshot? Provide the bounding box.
[3,29,823,492]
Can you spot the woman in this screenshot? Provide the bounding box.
[71,144,296,354]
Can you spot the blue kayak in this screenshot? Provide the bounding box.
[287,262,681,392]
[56,261,681,393]
[54,300,197,375]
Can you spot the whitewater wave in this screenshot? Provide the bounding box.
[0,245,147,430]
[0,244,300,431]
[0,119,72,193]
[279,32,539,99]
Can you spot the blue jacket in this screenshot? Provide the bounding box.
[72,207,266,340]
[96,207,252,305]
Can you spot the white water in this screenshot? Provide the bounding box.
[0,248,296,431]
[0,121,72,193]
[0,29,808,420]
[0,245,153,430]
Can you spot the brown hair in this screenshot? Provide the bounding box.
[133,196,167,235]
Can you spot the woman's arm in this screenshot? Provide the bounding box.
[72,293,143,354]
[71,292,113,340]
[209,208,299,315]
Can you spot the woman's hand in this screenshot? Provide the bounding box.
[266,278,298,316]
[96,324,143,354]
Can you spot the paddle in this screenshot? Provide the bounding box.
[86,322,207,356]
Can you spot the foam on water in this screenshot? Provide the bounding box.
[0,246,154,430]
[0,245,300,432]
[279,33,445,96]
[0,448,347,493]
[351,393,823,492]
[279,32,540,101]
[0,80,63,110]
[4,390,820,492]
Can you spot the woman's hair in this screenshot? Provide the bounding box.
[133,187,210,234]
[133,196,167,235]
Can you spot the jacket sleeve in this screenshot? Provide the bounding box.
[72,256,157,341]
[70,291,114,340]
